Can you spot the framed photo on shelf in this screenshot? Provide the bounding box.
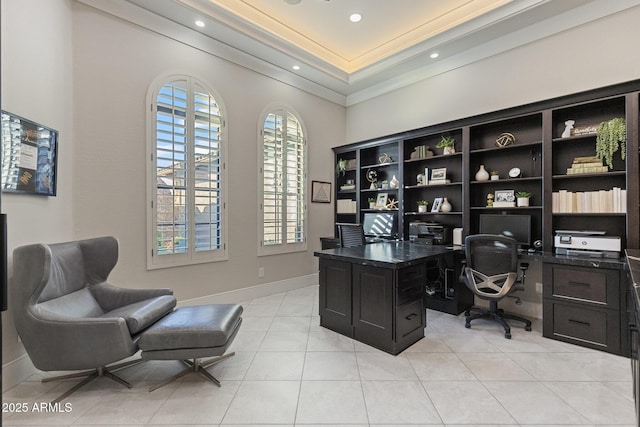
[311,181,331,203]
[431,167,447,181]
[431,197,443,212]
[494,189,515,203]
[375,193,388,208]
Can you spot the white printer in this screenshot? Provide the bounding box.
[554,230,621,258]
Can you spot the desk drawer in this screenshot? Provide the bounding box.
[397,264,426,305]
[396,299,424,339]
[543,300,620,353]
[545,264,620,309]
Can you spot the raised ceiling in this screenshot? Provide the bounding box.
[89,0,638,105]
[200,0,512,73]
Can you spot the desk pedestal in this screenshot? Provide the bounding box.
[319,258,425,355]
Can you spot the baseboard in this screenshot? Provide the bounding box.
[2,353,36,392]
[176,273,319,307]
[2,273,319,392]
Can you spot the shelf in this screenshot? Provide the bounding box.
[362,208,399,213]
[404,182,462,189]
[470,177,541,185]
[404,152,462,163]
[361,187,399,193]
[469,140,542,154]
[552,134,597,143]
[361,161,398,169]
[338,190,357,194]
[552,171,625,179]
[471,206,543,210]
[405,211,463,216]
[552,212,626,216]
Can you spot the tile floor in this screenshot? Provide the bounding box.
[2,284,636,426]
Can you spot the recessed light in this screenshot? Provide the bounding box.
[430,52,439,59]
[292,65,301,71]
[349,13,362,23]
[195,20,205,28]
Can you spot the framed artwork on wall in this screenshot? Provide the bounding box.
[1,111,58,196]
[311,181,331,203]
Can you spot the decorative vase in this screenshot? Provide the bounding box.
[475,165,490,181]
[441,198,452,213]
[418,205,427,213]
[389,175,399,189]
[517,197,530,207]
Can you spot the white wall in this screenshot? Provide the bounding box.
[1,0,75,366]
[70,2,344,300]
[346,6,640,142]
[0,0,344,387]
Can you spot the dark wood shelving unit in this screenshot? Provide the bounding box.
[331,81,640,345]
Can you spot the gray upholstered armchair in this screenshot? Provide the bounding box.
[12,236,176,402]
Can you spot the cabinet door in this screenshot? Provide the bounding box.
[352,264,393,350]
[318,259,353,337]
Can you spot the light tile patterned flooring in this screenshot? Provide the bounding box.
[3,285,636,426]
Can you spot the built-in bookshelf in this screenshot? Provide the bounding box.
[332,80,640,251]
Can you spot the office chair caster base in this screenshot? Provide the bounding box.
[505,332,512,339]
[525,325,532,332]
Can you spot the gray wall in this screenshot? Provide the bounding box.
[1,0,344,378]
[346,6,640,143]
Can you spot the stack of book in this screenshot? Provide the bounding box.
[552,187,626,213]
[339,184,356,191]
[566,156,608,175]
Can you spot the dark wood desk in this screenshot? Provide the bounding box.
[314,242,458,354]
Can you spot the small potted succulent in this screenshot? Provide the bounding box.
[417,200,428,213]
[368,197,376,209]
[436,135,455,155]
[490,170,499,181]
[516,191,531,207]
[381,180,389,189]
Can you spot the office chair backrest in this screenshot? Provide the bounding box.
[337,223,366,248]
[464,234,518,277]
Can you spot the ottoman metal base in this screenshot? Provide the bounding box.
[149,352,235,392]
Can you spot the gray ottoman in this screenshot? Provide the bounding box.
[138,304,243,391]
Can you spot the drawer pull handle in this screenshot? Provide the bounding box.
[568,281,590,288]
[405,313,418,320]
[568,319,590,327]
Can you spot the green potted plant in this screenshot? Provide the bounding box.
[490,170,499,181]
[417,200,428,213]
[516,191,531,207]
[436,135,455,155]
[381,179,389,189]
[336,158,348,176]
[368,197,376,209]
[596,117,626,169]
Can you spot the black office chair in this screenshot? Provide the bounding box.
[337,223,366,248]
[462,234,532,339]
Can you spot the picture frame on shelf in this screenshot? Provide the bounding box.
[375,193,388,208]
[431,197,443,212]
[431,167,446,181]
[494,190,515,203]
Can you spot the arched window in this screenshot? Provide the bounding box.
[147,75,227,268]
[259,107,307,255]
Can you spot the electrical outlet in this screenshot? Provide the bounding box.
[536,282,543,294]
[258,267,265,278]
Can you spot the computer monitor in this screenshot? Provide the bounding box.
[362,212,397,238]
[479,214,531,247]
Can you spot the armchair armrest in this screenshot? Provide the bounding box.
[23,308,137,371]
[90,282,174,312]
